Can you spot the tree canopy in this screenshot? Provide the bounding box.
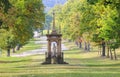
[0,0,45,56]
[54,0,120,44]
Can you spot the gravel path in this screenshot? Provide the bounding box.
[12,36,68,57]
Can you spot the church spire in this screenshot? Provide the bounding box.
[51,10,57,34]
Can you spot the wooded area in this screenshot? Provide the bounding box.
[49,0,120,59]
[0,0,120,77]
[0,0,45,56]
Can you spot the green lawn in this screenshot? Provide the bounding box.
[1,38,42,56]
[0,41,120,77]
[16,40,42,53]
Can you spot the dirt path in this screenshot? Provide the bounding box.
[12,36,68,57]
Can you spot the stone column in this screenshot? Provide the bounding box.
[59,39,62,55]
[47,39,51,64]
[48,40,51,56]
[57,40,61,56]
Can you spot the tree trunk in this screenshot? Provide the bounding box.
[79,42,82,48]
[113,49,117,60]
[84,42,87,51]
[101,41,106,56]
[16,44,21,51]
[107,46,110,58]
[87,42,90,51]
[7,49,10,57]
[12,47,15,53]
[110,48,113,60]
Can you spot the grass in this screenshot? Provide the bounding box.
[0,41,120,77]
[1,38,42,56]
[16,40,42,53]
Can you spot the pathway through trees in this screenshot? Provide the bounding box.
[11,36,68,57]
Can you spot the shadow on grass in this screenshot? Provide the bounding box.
[0,59,32,63]
[64,47,98,55]
[16,73,120,77]
[15,59,120,69]
[64,48,89,54]
[85,63,120,67]
[65,57,120,67]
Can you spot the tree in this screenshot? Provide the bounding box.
[0,0,45,56]
[55,0,120,58]
[0,0,11,13]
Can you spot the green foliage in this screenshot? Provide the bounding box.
[87,0,99,4]
[52,0,83,40]
[0,0,11,13]
[53,0,120,49]
[0,29,13,49]
[92,34,102,43]
[0,0,45,56]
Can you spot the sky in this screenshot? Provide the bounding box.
[42,0,67,12]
